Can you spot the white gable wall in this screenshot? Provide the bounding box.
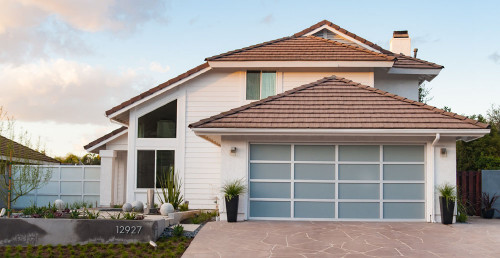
[282,70,374,91]
[374,69,420,101]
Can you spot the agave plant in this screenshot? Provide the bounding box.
[482,192,500,211]
[156,166,184,210]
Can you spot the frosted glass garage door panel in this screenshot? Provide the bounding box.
[339,165,379,180]
[384,165,424,181]
[294,145,335,161]
[295,202,334,218]
[384,184,424,200]
[61,182,82,195]
[84,182,100,195]
[250,144,291,161]
[250,163,291,179]
[294,183,335,199]
[338,184,379,199]
[61,195,82,204]
[13,195,35,209]
[250,182,290,198]
[295,164,335,180]
[383,145,424,162]
[84,168,100,180]
[36,195,58,207]
[60,167,83,180]
[250,201,290,218]
[339,145,380,161]
[384,203,425,219]
[338,202,379,219]
[84,195,100,205]
[37,181,59,194]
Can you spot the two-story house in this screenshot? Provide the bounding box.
[84,20,489,222]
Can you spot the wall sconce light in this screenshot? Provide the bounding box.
[230,147,237,154]
[440,148,447,156]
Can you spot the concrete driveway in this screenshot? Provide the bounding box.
[183,218,500,257]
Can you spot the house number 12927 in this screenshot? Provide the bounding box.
[116,225,142,234]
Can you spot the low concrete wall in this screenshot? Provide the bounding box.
[168,210,200,224]
[0,218,166,246]
[482,170,500,218]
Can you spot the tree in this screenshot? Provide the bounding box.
[418,83,433,104]
[54,153,101,165]
[81,153,101,165]
[0,107,53,216]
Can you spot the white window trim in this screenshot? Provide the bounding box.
[135,149,176,191]
[247,143,426,221]
[245,71,277,101]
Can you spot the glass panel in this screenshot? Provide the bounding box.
[338,202,380,219]
[295,202,335,218]
[294,145,335,161]
[138,100,177,138]
[13,195,35,209]
[339,145,379,162]
[156,150,175,188]
[250,182,290,198]
[383,145,424,162]
[384,183,424,200]
[383,165,424,180]
[250,163,290,179]
[61,182,82,195]
[36,195,59,207]
[250,144,291,161]
[83,196,100,205]
[137,150,155,188]
[250,201,290,217]
[294,183,335,199]
[60,167,82,180]
[84,182,100,194]
[37,181,59,194]
[384,202,424,219]
[246,71,260,100]
[84,167,100,180]
[261,72,276,99]
[294,164,335,180]
[61,196,82,204]
[339,165,379,180]
[338,183,379,199]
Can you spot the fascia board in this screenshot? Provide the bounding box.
[208,61,394,68]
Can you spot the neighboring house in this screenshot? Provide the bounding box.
[84,20,489,222]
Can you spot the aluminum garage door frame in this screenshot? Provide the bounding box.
[248,143,426,221]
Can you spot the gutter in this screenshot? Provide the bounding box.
[431,133,440,146]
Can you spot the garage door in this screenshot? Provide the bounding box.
[248,144,425,220]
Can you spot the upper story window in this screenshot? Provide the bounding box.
[138,100,177,138]
[246,71,276,100]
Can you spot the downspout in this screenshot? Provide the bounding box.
[429,133,440,222]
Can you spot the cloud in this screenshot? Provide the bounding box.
[489,52,500,64]
[260,14,274,24]
[0,59,154,125]
[411,35,440,46]
[149,61,171,73]
[189,16,199,26]
[0,0,168,64]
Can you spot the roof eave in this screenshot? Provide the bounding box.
[208,61,394,68]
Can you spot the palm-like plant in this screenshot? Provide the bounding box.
[482,192,499,211]
[156,166,184,210]
[222,179,247,201]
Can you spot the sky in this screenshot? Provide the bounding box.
[1,0,499,157]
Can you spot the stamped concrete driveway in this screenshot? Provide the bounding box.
[183,218,500,257]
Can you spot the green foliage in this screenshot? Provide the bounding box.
[70,210,81,219]
[437,183,456,201]
[482,192,499,211]
[221,178,246,201]
[108,212,122,220]
[178,202,189,211]
[156,166,184,210]
[83,208,100,219]
[190,210,217,224]
[172,224,184,237]
[54,153,101,165]
[456,212,467,223]
[418,83,433,104]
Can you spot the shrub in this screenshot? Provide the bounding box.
[70,210,81,219]
[172,224,184,237]
[83,208,100,219]
[436,183,456,201]
[190,210,217,224]
[178,202,189,211]
[222,179,246,201]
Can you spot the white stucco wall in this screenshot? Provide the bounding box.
[374,69,420,101]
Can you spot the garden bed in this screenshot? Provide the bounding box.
[0,236,191,257]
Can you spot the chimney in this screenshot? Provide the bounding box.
[390,30,411,56]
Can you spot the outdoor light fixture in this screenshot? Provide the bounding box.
[230,147,237,154]
[440,148,447,156]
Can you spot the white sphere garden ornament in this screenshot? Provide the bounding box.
[132,201,144,212]
[159,203,174,216]
[122,203,133,212]
[54,199,65,211]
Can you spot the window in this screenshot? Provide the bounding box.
[246,71,276,100]
[136,150,175,188]
[138,100,177,138]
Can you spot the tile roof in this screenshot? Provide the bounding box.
[0,135,60,164]
[190,76,489,130]
[392,54,444,69]
[105,62,209,116]
[83,126,127,151]
[206,36,394,62]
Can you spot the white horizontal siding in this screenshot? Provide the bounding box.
[283,71,374,91]
[184,70,244,209]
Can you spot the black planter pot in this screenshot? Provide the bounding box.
[439,196,455,224]
[482,208,495,219]
[225,195,239,222]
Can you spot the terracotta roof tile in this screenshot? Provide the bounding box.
[0,135,59,164]
[189,76,489,130]
[83,126,127,150]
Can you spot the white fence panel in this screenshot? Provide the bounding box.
[12,165,100,209]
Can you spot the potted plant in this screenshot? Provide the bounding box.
[437,183,456,224]
[221,179,246,222]
[481,192,499,219]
